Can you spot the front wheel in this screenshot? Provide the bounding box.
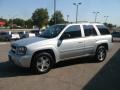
[31,52,53,74]
[95,46,107,62]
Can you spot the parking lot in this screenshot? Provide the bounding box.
[0,42,120,90]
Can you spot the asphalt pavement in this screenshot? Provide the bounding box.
[0,42,120,90]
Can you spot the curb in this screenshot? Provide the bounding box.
[0,42,8,45]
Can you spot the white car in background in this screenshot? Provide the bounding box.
[28,33,36,37]
[11,33,20,40]
[28,30,41,37]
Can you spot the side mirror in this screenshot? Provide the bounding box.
[60,33,70,40]
[57,39,62,47]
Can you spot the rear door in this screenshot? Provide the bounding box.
[83,25,98,55]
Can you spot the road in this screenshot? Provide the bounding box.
[0,42,120,90]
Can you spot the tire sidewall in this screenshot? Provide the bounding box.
[31,52,53,74]
[96,46,106,62]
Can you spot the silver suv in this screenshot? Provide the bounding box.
[8,23,112,73]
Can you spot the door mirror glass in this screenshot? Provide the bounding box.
[60,33,71,40]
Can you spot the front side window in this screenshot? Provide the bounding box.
[83,25,97,36]
[61,25,81,39]
[96,25,110,35]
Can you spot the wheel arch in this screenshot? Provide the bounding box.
[96,43,108,52]
[95,43,108,61]
[30,49,56,67]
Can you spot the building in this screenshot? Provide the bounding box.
[0,21,6,27]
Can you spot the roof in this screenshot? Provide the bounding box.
[66,22,103,26]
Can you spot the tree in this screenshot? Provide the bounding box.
[49,11,65,25]
[0,18,7,22]
[8,18,25,29]
[32,8,49,28]
[13,18,25,27]
[104,23,116,30]
[25,19,33,29]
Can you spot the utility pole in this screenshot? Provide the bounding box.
[11,17,14,31]
[54,0,56,24]
[104,16,109,23]
[73,2,82,23]
[67,15,69,22]
[93,12,100,22]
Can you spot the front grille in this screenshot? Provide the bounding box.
[11,45,16,54]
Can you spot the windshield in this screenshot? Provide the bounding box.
[39,25,66,38]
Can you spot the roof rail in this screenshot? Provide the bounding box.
[67,21,101,24]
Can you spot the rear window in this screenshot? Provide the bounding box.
[96,25,110,35]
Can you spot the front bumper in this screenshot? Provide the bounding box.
[8,51,32,68]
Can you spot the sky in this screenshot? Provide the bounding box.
[0,0,120,26]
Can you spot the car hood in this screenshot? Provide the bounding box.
[12,37,47,46]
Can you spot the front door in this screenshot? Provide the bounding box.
[58,25,84,60]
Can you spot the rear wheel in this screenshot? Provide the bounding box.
[31,52,53,74]
[95,46,107,62]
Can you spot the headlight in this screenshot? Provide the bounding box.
[16,46,27,55]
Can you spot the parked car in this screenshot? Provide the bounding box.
[8,23,112,74]
[111,31,120,42]
[30,30,41,36]
[11,32,20,40]
[111,31,120,38]
[18,31,29,39]
[28,32,36,37]
[0,31,11,41]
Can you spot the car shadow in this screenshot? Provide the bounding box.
[53,57,97,69]
[83,49,120,90]
[0,61,31,78]
[0,57,97,78]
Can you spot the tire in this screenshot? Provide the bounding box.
[31,52,53,74]
[95,46,107,62]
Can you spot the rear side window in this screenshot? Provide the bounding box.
[96,25,110,35]
[83,25,97,36]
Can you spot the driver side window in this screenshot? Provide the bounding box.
[61,25,81,39]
